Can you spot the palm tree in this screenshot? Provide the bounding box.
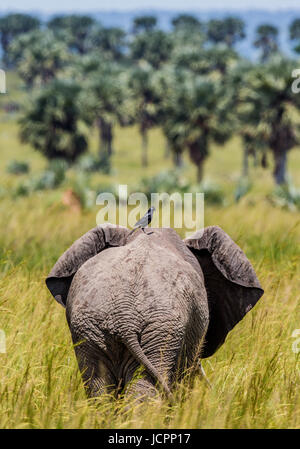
[0,13,40,66]
[89,26,127,61]
[207,17,245,48]
[237,58,300,184]
[130,30,173,69]
[161,69,233,182]
[80,62,128,159]
[254,24,279,62]
[128,63,162,167]
[289,18,300,53]
[226,61,263,178]
[171,14,203,33]
[19,79,87,163]
[172,44,238,76]
[133,15,157,34]
[9,30,70,87]
[47,14,95,55]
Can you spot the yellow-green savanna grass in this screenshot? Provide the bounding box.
[0,75,299,428]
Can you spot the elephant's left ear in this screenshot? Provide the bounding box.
[184,226,264,358]
[46,224,129,307]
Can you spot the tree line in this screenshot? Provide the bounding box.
[1,12,300,185]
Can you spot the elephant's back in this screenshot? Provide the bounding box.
[67,244,132,312]
[66,235,208,339]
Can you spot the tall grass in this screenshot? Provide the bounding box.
[0,82,299,428]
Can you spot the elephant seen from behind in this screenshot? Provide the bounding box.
[46,224,263,398]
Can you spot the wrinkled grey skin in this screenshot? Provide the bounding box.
[46,225,263,398]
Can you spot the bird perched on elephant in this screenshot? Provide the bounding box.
[46,224,263,399]
[128,206,155,236]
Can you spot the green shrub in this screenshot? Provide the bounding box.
[234,177,252,203]
[70,175,121,210]
[99,153,111,175]
[13,180,31,197]
[30,162,66,191]
[32,171,58,191]
[191,180,225,206]
[6,160,30,175]
[13,160,67,197]
[70,173,96,209]
[48,159,68,185]
[137,171,225,206]
[138,170,190,199]
[77,153,111,174]
[77,154,100,172]
[269,182,300,211]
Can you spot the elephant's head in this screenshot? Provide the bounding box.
[46,224,263,359]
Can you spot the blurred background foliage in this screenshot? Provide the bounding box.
[0,11,299,212]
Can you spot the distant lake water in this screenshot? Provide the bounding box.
[1,8,300,59]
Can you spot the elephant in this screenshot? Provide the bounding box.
[46,224,263,399]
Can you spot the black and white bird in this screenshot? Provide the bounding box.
[128,206,155,236]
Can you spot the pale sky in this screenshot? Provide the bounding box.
[1,0,300,13]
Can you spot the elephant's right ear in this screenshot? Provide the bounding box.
[46,224,129,307]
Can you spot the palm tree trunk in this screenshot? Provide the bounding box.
[97,118,105,155]
[261,152,268,168]
[188,142,206,184]
[164,141,171,159]
[273,151,287,185]
[173,150,183,168]
[2,37,10,68]
[141,126,148,167]
[253,148,258,167]
[242,146,249,177]
[98,118,113,158]
[107,123,113,157]
[196,163,204,183]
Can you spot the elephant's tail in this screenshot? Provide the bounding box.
[125,336,172,398]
